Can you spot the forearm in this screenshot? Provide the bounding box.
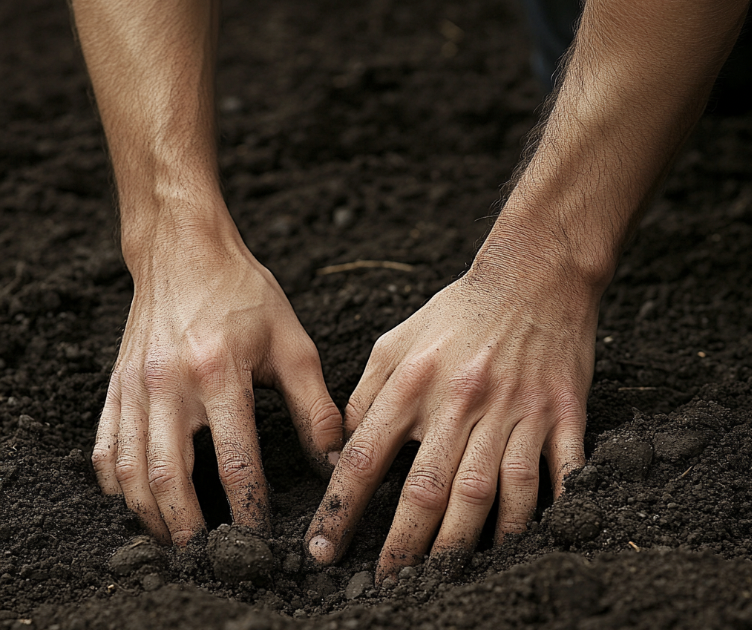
[479,0,749,292]
[70,0,232,275]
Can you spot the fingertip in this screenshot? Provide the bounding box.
[308,535,336,565]
[172,528,202,548]
[374,564,395,586]
[546,433,586,498]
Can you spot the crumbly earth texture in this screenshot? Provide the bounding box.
[2,0,752,628]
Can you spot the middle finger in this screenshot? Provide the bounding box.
[430,414,510,557]
[376,418,474,581]
[146,393,205,546]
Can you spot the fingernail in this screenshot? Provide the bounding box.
[327,451,340,466]
[308,535,335,564]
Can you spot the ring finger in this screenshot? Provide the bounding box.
[431,415,510,556]
[495,419,546,543]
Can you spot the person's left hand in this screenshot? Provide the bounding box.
[304,250,600,581]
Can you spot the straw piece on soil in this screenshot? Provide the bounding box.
[316,260,415,275]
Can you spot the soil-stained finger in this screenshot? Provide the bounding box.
[431,416,510,557]
[304,390,415,566]
[343,340,399,439]
[114,401,171,544]
[495,420,546,543]
[205,384,271,536]
[146,397,205,546]
[92,379,123,495]
[278,354,343,476]
[544,420,586,498]
[376,424,470,582]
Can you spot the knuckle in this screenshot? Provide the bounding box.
[396,353,436,387]
[500,456,539,488]
[552,391,586,425]
[190,349,227,386]
[447,366,487,402]
[339,436,380,479]
[147,459,181,495]
[365,332,398,372]
[282,335,321,373]
[217,447,255,488]
[309,396,342,433]
[142,358,175,394]
[298,336,322,363]
[452,470,497,507]
[372,331,396,356]
[402,466,449,512]
[91,444,114,473]
[344,398,366,425]
[114,453,141,485]
[497,516,529,534]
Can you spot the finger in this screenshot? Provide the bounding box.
[376,425,470,582]
[277,340,343,474]
[92,375,122,495]
[431,416,510,557]
[115,397,171,544]
[205,383,271,536]
[495,420,546,543]
[343,334,399,439]
[304,390,415,566]
[146,396,205,546]
[544,418,586,498]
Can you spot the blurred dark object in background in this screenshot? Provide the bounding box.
[519,0,752,114]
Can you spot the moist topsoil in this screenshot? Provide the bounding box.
[2,0,752,628]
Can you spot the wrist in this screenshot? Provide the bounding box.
[478,184,625,293]
[120,194,247,284]
[471,212,615,305]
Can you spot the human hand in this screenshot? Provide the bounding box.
[305,248,599,581]
[92,226,342,545]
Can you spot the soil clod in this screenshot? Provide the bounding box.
[344,571,372,600]
[206,525,274,585]
[108,536,168,577]
[593,434,653,481]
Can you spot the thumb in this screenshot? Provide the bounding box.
[276,339,343,477]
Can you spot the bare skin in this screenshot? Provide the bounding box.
[72,0,747,563]
[305,0,749,581]
[72,0,343,545]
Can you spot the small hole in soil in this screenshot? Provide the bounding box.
[192,427,232,530]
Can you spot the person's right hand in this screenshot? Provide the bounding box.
[91,222,343,545]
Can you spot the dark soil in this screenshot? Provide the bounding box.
[2,0,752,628]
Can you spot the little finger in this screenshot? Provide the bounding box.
[92,378,122,495]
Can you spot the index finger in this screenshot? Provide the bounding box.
[304,391,412,565]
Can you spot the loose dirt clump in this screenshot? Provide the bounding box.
[2,0,752,628]
[207,525,275,585]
